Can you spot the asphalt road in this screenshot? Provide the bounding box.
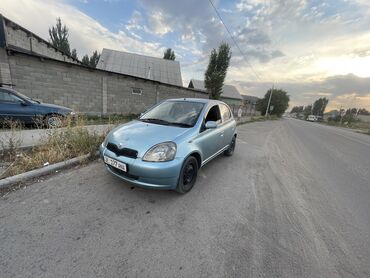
[1,119,369,278]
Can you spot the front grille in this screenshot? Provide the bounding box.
[108,165,139,180]
[106,142,138,159]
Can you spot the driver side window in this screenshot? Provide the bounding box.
[205,105,222,124]
[201,105,222,132]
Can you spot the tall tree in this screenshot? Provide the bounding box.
[303,105,313,118]
[81,54,90,66]
[89,50,101,67]
[49,17,71,55]
[312,97,329,116]
[163,48,175,60]
[257,89,290,117]
[204,42,232,100]
[290,106,304,113]
[357,108,370,115]
[81,51,101,68]
[71,48,78,59]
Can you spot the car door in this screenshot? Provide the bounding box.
[219,103,236,148]
[0,89,36,124]
[196,104,224,161]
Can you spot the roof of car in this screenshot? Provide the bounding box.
[166,98,225,105]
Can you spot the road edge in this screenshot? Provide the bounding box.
[0,152,99,189]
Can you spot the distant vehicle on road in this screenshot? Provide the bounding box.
[100,98,237,193]
[307,115,318,122]
[0,87,74,128]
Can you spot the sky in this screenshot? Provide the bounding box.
[1,0,370,111]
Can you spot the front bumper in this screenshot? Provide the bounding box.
[99,144,182,190]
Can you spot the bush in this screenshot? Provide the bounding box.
[1,117,108,178]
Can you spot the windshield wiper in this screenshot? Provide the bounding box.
[168,122,192,128]
[140,118,170,125]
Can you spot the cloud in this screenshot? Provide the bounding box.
[234,74,370,110]
[0,0,165,59]
[1,0,370,110]
[147,11,172,36]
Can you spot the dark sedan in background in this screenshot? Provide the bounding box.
[0,87,75,128]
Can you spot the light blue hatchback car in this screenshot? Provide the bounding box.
[100,98,237,193]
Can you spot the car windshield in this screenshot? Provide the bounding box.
[140,101,204,127]
[11,90,39,104]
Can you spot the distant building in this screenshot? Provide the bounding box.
[241,94,259,115]
[97,48,183,86]
[187,79,242,105]
[241,95,259,106]
[323,110,339,121]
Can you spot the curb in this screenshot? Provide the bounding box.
[0,151,99,190]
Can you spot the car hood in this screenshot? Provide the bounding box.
[36,102,72,112]
[107,120,192,157]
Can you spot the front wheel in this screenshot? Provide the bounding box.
[45,115,63,128]
[224,136,236,156]
[176,156,198,194]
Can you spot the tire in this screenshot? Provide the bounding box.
[176,156,198,194]
[45,114,63,128]
[224,136,236,156]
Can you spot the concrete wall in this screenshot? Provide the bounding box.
[357,115,370,123]
[0,15,207,115]
[4,18,78,64]
[7,52,207,115]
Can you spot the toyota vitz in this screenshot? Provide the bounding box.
[99,98,237,193]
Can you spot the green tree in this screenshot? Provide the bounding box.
[89,50,101,67]
[312,97,329,116]
[257,89,290,117]
[204,42,232,100]
[358,108,370,115]
[163,48,175,60]
[49,17,71,55]
[71,48,78,60]
[303,105,313,118]
[81,54,90,66]
[81,51,101,68]
[290,106,304,113]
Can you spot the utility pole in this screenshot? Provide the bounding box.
[265,84,274,117]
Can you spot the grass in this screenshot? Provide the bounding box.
[83,114,138,125]
[323,120,370,135]
[0,116,112,179]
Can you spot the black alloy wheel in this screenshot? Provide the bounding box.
[176,156,198,194]
[224,136,236,156]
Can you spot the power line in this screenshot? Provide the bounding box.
[207,0,262,82]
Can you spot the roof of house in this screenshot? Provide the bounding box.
[241,94,260,104]
[188,79,243,100]
[96,48,183,86]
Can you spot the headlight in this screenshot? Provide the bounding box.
[143,142,177,162]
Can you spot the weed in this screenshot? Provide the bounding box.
[1,116,109,179]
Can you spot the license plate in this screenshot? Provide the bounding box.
[104,156,127,172]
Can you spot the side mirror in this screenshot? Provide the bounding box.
[205,121,217,129]
[20,101,28,106]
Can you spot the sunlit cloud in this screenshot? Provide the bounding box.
[0,0,369,109]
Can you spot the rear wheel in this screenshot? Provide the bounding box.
[176,156,198,194]
[224,136,236,156]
